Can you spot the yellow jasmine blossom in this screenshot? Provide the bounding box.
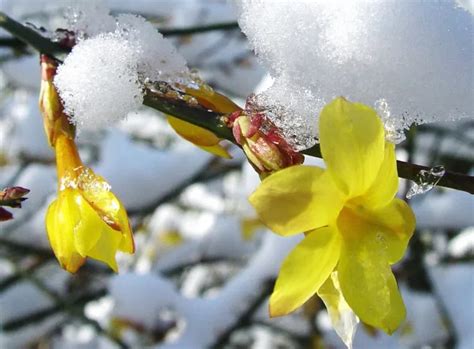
[167,84,241,159]
[40,54,134,273]
[46,133,134,273]
[249,97,415,334]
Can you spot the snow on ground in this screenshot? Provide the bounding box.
[411,188,474,230]
[94,129,212,211]
[429,264,474,349]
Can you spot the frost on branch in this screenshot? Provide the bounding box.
[54,4,188,130]
[237,0,473,147]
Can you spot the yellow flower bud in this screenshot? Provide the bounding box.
[46,133,134,273]
[38,55,134,273]
[39,54,75,146]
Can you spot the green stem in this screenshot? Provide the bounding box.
[1,12,473,194]
[143,91,233,140]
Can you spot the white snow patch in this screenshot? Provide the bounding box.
[54,33,143,130]
[429,264,474,349]
[448,227,474,258]
[55,4,188,130]
[4,91,53,160]
[411,188,474,230]
[64,0,115,39]
[93,130,211,211]
[237,0,473,148]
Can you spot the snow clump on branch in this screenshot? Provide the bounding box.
[237,0,473,147]
[54,3,188,130]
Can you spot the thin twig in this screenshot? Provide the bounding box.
[0,13,68,60]
[0,257,49,292]
[0,36,27,49]
[0,21,240,50]
[0,236,53,258]
[160,22,239,36]
[1,288,107,331]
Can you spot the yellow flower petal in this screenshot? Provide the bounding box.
[318,272,359,349]
[337,208,406,334]
[369,198,416,264]
[197,144,232,159]
[46,190,85,273]
[185,87,241,114]
[116,202,134,254]
[168,116,220,146]
[269,226,341,317]
[361,142,399,209]
[77,168,134,254]
[319,97,385,198]
[168,116,231,159]
[249,165,344,236]
[241,217,263,240]
[86,224,122,272]
[73,193,104,256]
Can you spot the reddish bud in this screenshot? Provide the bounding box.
[230,111,304,176]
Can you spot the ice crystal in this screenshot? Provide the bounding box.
[406,165,446,199]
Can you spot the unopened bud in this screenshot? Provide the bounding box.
[230,111,304,176]
[0,186,29,210]
[39,54,75,146]
[0,186,30,201]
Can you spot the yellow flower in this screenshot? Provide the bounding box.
[46,133,134,273]
[39,54,134,273]
[249,97,415,334]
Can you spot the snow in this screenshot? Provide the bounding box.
[322,285,448,349]
[110,273,180,328]
[237,0,473,147]
[411,188,474,230]
[0,264,69,348]
[1,164,55,241]
[64,0,115,39]
[3,91,53,160]
[109,233,300,349]
[2,56,41,91]
[94,130,212,211]
[429,264,474,349]
[448,227,474,258]
[54,4,188,130]
[54,33,143,130]
[115,14,187,82]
